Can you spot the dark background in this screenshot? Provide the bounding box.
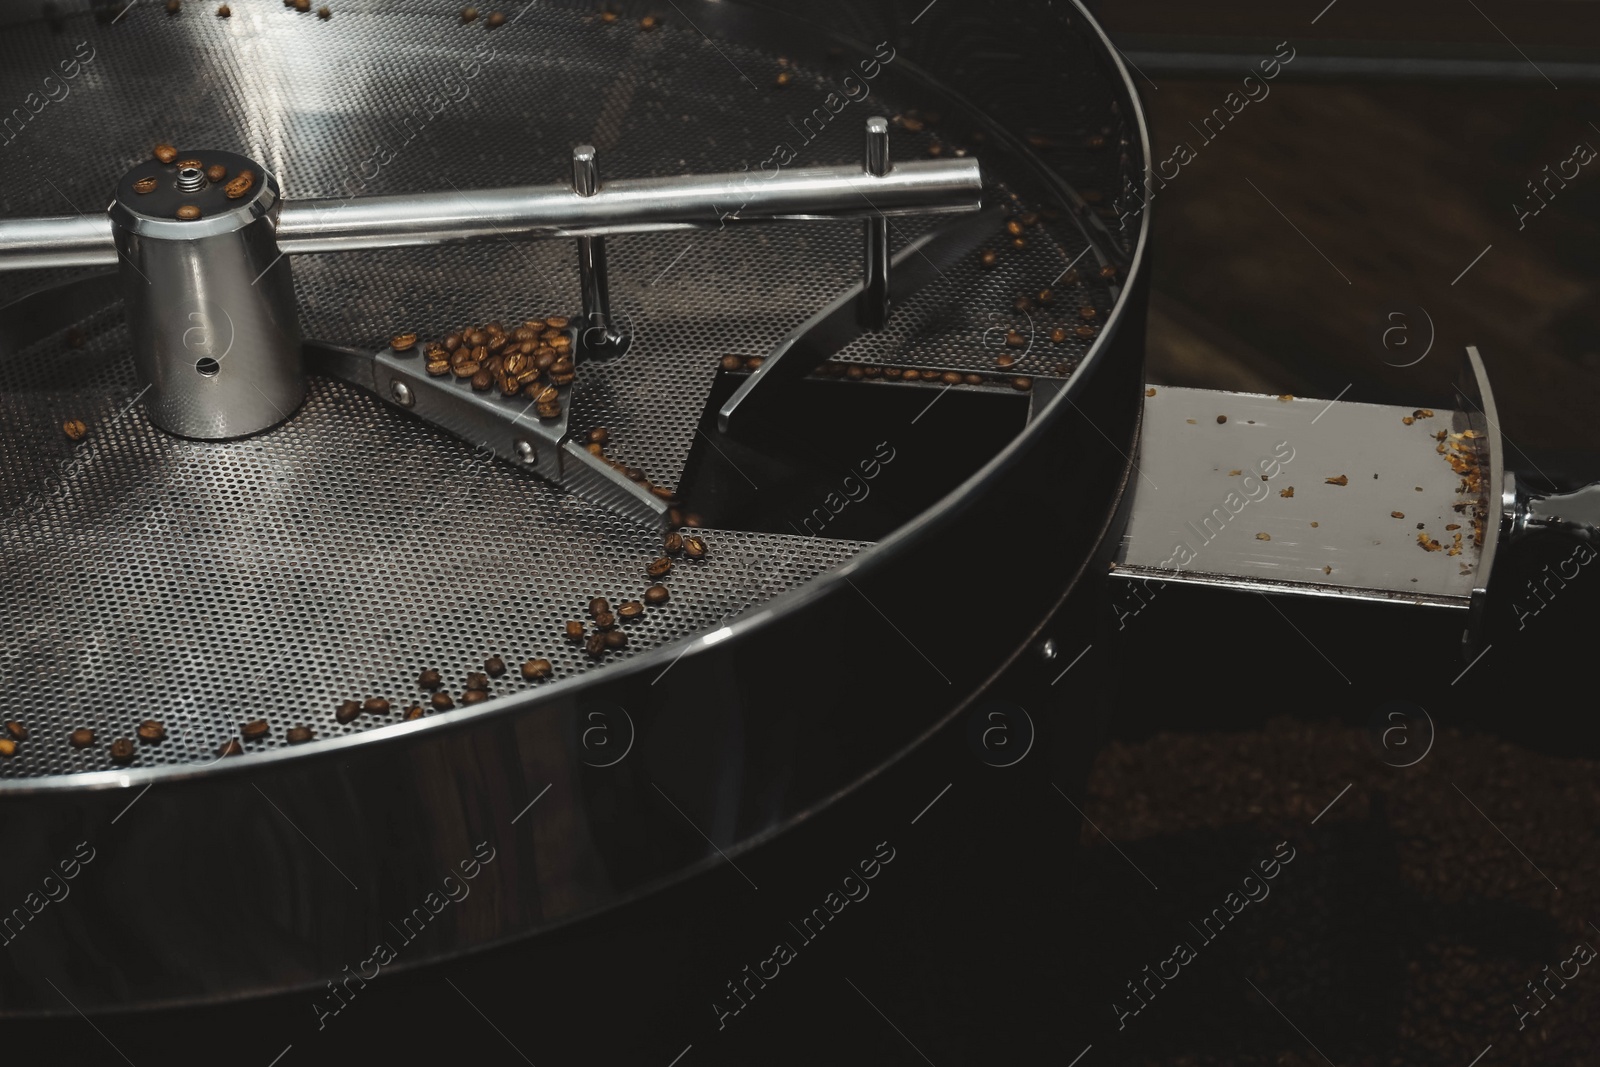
[14,1,1600,1064]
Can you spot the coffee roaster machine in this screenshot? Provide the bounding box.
[0,0,1593,1018]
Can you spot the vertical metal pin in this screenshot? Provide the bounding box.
[861,117,891,331]
[573,144,625,358]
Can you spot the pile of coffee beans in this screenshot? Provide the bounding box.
[398,317,576,419]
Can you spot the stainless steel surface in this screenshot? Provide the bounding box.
[1510,476,1600,541]
[1113,385,1483,607]
[271,157,982,253]
[0,0,1150,1014]
[0,160,981,268]
[110,151,303,439]
[0,213,116,270]
[571,144,625,358]
[718,205,1009,434]
[861,116,891,331]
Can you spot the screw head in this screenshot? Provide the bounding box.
[390,381,415,407]
[514,439,536,464]
[1037,638,1058,662]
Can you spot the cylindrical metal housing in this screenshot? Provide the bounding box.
[109,151,303,439]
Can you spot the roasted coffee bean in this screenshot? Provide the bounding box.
[461,6,478,20]
[224,171,254,198]
[902,368,922,381]
[465,672,489,692]
[317,5,330,17]
[241,719,270,740]
[444,332,462,351]
[548,370,575,387]
[585,442,604,456]
[684,536,707,560]
[1013,296,1033,313]
[136,719,165,742]
[594,611,617,631]
[618,599,644,620]
[535,351,557,371]
[513,326,536,342]
[431,691,455,711]
[5,721,27,742]
[533,385,559,404]
[70,727,95,748]
[1004,218,1024,237]
[176,205,202,221]
[287,725,313,743]
[624,466,646,483]
[863,366,883,378]
[462,688,488,705]
[1078,306,1098,322]
[454,362,480,379]
[746,357,764,370]
[883,367,904,379]
[941,370,963,385]
[521,658,553,680]
[605,630,628,650]
[586,426,609,446]
[499,375,521,397]
[154,143,179,163]
[0,739,15,758]
[177,158,203,170]
[485,656,507,677]
[567,620,587,641]
[502,352,528,376]
[663,531,684,555]
[62,419,88,441]
[1060,268,1080,285]
[1075,325,1096,339]
[471,370,493,391]
[964,373,984,386]
[1050,327,1067,344]
[585,633,608,658]
[426,359,450,376]
[774,70,793,88]
[404,706,425,721]
[487,11,505,26]
[1005,330,1025,348]
[639,14,658,29]
[465,329,486,346]
[219,738,244,757]
[600,10,617,22]
[109,737,137,763]
[1011,376,1033,391]
[217,5,231,16]
[979,250,997,269]
[336,699,361,723]
[646,557,673,579]
[391,332,418,352]
[1011,237,1027,250]
[1099,264,1118,279]
[419,667,443,689]
[536,400,562,420]
[133,176,159,194]
[1036,288,1055,305]
[165,0,180,12]
[995,353,1016,368]
[293,0,309,10]
[644,584,670,606]
[516,367,541,386]
[586,596,611,619]
[364,697,391,715]
[927,141,945,158]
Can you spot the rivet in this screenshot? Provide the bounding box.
[391,381,414,407]
[515,439,536,464]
